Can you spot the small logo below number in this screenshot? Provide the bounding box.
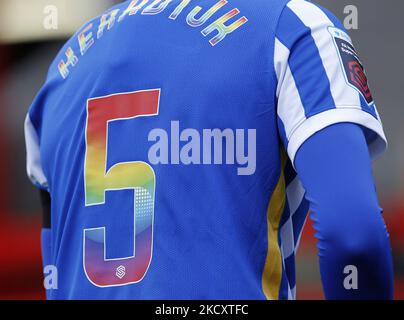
[116,265,126,279]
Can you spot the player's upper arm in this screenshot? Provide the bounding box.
[274,0,387,165]
[24,113,49,191]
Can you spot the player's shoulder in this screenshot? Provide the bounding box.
[45,0,340,80]
[46,1,128,80]
[242,0,341,35]
[275,0,347,44]
[277,0,344,28]
[247,0,333,15]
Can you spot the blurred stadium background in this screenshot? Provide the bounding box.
[0,0,402,299]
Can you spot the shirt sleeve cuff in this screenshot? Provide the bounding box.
[286,107,388,167]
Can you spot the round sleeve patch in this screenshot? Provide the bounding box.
[329,26,374,105]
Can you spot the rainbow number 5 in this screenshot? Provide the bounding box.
[83,89,160,287]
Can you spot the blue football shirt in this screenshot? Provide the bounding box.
[25,0,387,299]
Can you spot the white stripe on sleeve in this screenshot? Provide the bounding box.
[274,37,307,140]
[287,0,361,109]
[24,114,48,189]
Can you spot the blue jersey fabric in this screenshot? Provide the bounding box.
[295,123,393,300]
[25,0,388,299]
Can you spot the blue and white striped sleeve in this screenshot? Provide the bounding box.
[24,113,49,191]
[274,0,387,165]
